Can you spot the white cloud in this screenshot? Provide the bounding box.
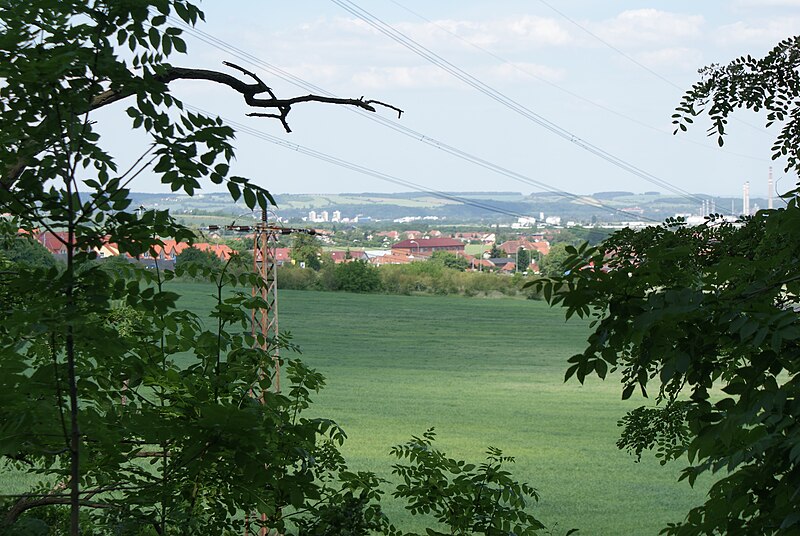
[487,62,565,83]
[714,18,800,46]
[350,65,459,89]
[734,0,800,7]
[590,9,705,47]
[391,15,573,50]
[634,47,704,70]
[274,15,573,58]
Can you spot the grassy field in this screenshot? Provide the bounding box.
[176,283,707,535]
[2,283,707,534]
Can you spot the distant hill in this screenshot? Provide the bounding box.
[129,191,760,226]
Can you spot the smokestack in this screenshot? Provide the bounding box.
[743,181,751,216]
[768,167,774,209]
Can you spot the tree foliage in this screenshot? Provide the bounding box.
[0,1,399,534]
[175,244,223,274]
[538,243,571,278]
[391,429,547,536]
[0,225,57,269]
[430,250,469,271]
[291,233,323,270]
[534,37,800,535]
[333,259,382,293]
[673,35,800,175]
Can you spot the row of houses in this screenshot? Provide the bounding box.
[376,230,497,243]
[390,237,550,257]
[31,231,550,273]
[34,231,234,263]
[272,236,549,273]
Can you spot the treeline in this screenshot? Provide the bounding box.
[277,260,543,299]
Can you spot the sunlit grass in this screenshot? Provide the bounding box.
[1,283,707,534]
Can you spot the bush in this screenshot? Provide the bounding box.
[334,260,381,293]
[277,264,318,290]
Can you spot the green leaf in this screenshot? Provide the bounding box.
[226,181,241,201]
[243,186,256,209]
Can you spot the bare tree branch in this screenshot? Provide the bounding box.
[4,497,114,526]
[3,61,403,188]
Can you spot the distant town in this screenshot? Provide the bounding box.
[20,184,776,276]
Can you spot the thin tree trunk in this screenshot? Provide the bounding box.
[66,181,80,536]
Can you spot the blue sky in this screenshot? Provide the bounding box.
[96,0,800,199]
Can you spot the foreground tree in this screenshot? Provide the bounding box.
[534,36,800,534]
[0,1,403,534]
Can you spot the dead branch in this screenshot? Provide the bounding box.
[3,484,114,526]
[4,497,114,526]
[3,61,403,188]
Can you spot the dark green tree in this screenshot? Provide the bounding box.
[535,36,800,535]
[430,250,469,271]
[538,243,571,277]
[333,259,381,293]
[516,247,531,271]
[291,233,323,270]
[175,245,223,274]
[0,227,57,269]
[0,1,397,534]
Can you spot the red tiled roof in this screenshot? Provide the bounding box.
[393,238,464,249]
[371,253,414,265]
[330,250,367,263]
[499,239,551,256]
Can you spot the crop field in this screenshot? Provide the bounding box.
[1,283,708,534]
[176,283,707,535]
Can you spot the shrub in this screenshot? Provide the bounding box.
[334,260,382,293]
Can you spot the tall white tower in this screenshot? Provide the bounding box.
[743,182,751,216]
[768,167,774,209]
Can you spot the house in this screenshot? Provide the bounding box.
[488,257,515,270]
[469,257,495,271]
[392,238,465,255]
[376,231,400,240]
[330,250,368,263]
[95,243,120,258]
[146,239,190,261]
[37,231,71,255]
[499,239,550,256]
[370,252,415,266]
[274,247,292,265]
[193,242,234,261]
[457,232,495,244]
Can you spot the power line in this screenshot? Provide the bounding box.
[167,16,667,221]
[185,105,532,220]
[186,103,660,223]
[329,0,721,210]
[386,0,766,163]
[535,0,770,137]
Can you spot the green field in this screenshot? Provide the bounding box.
[178,284,707,535]
[2,283,708,534]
